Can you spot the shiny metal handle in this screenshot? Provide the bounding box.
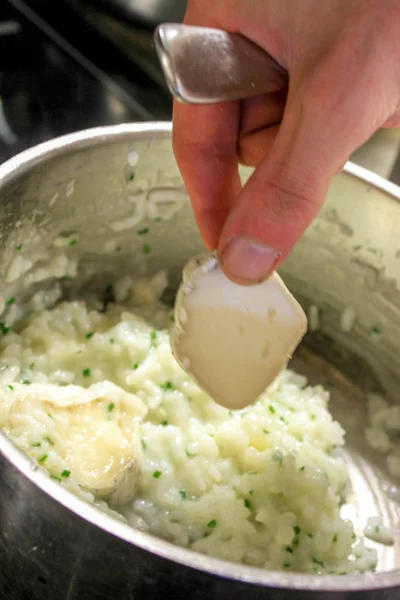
[154,23,288,104]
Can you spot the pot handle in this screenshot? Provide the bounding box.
[154,23,288,104]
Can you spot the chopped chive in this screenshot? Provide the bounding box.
[150,330,157,342]
[248,471,258,475]
[311,414,316,421]
[39,454,48,464]
[375,525,380,533]
[263,428,269,434]
[6,297,15,305]
[300,466,305,471]
[249,490,254,496]
[50,476,61,482]
[32,442,41,448]
[0,322,9,335]
[133,362,139,370]
[169,315,175,322]
[293,536,300,547]
[153,470,162,479]
[85,332,94,339]
[82,368,91,377]
[16,243,22,251]
[115,245,121,252]
[370,326,382,335]
[128,172,135,181]
[179,490,187,499]
[279,416,285,423]
[61,470,71,478]
[153,217,162,222]
[268,405,276,414]
[161,381,173,391]
[308,533,314,538]
[29,362,35,369]
[244,499,252,510]
[109,338,115,344]
[208,433,215,438]
[283,563,291,568]
[333,534,338,543]
[44,436,54,446]
[161,420,168,427]
[22,379,31,384]
[294,526,301,536]
[312,558,324,567]
[286,547,294,554]
[105,284,113,294]
[137,227,149,235]
[7,384,14,391]
[228,410,234,417]
[352,533,356,540]
[68,238,77,246]
[141,439,147,450]
[185,450,196,458]
[207,519,217,529]
[107,402,115,412]
[142,243,151,254]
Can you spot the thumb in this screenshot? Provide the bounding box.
[218,91,360,285]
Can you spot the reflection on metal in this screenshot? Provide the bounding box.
[0,20,21,36]
[0,99,17,145]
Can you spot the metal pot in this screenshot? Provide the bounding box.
[0,122,399,600]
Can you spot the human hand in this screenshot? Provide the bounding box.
[173,0,400,284]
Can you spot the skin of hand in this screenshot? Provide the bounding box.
[173,0,400,285]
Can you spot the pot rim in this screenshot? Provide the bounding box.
[0,122,399,592]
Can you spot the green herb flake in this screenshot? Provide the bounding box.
[283,563,291,568]
[141,439,147,450]
[268,405,276,414]
[179,490,187,500]
[150,330,157,342]
[263,428,269,434]
[7,385,14,391]
[137,227,149,235]
[105,284,113,294]
[333,534,338,543]
[244,499,252,510]
[115,245,121,252]
[61,470,71,478]
[153,470,162,479]
[107,402,115,413]
[279,416,286,423]
[109,338,115,344]
[248,471,258,475]
[85,332,94,339]
[47,413,54,420]
[50,476,61,482]
[310,414,316,421]
[6,297,15,305]
[249,490,254,496]
[300,466,305,471]
[286,547,294,554]
[22,379,31,385]
[153,217,162,222]
[161,381,173,391]
[142,243,151,254]
[161,420,168,427]
[292,536,300,547]
[68,238,78,246]
[82,368,91,377]
[32,442,41,448]
[133,362,139,370]
[294,526,301,536]
[0,322,9,335]
[29,362,35,369]
[352,533,356,540]
[370,326,382,335]
[169,315,175,322]
[312,558,324,568]
[308,533,314,539]
[16,243,22,251]
[207,519,217,529]
[39,454,48,464]
[375,525,380,533]
[44,436,54,446]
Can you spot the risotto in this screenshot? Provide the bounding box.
[0,279,377,574]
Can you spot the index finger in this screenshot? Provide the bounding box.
[172,100,241,249]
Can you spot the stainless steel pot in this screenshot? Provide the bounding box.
[0,122,400,600]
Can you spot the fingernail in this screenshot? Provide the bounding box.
[220,237,280,284]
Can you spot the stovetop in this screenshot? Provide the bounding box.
[0,0,173,164]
